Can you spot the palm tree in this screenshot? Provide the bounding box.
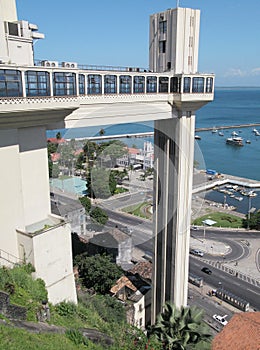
[148,303,212,350]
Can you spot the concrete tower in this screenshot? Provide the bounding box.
[149,7,200,73]
[150,7,202,323]
[0,0,44,65]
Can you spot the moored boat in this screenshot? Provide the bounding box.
[226,137,244,146]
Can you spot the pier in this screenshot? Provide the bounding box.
[196,123,260,132]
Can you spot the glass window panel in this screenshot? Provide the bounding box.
[119,75,131,94]
[133,76,144,93]
[183,77,191,93]
[146,76,157,93]
[88,74,102,94]
[159,77,169,93]
[170,77,180,93]
[192,77,204,93]
[206,77,213,93]
[104,75,117,94]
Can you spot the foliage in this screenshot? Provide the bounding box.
[0,264,47,321]
[56,131,62,140]
[79,293,126,324]
[55,301,77,317]
[242,211,260,230]
[51,163,60,178]
[122,202,152,220]
[79,196,91,213]
[99,140,127,167]
[83,141,98,162]
[74,253,122,294]
[90,206,108,225]
[148,303,212,350]
[65,329,89,346]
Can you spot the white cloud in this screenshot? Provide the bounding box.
[251,68,260,75]
[223,68,246,77]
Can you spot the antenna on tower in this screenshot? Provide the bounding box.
[176,0,180,7]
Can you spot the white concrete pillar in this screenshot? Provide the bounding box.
[152,112,195,323]
[18,126,51,226]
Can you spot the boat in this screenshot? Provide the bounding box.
[234,196,243,201]
[226,137,244,146]
[248,191,257,197]
[231,131,239,136]
[246,140,251,144]
[255,131,260,136]
[195,135,201,140]
[212,127,218,133]
[218,131,224,136]
[253,128,258,133]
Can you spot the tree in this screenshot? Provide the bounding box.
[242,211,260,230]
[100,140,127,167]
[56,131,62,140]
[90,206,108,225]
[74,253,123,294]
[99,128,105,136]
[148,303,212,350]
[79,196,91,213]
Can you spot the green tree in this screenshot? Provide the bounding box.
[56,131,62,140]
[242,211,260,230]
[100,140,127,167]
[90,206,108,225]
[148,303,212,350]
[83,141,98,164]
[79,196,91,213]
[74,253,122,294]
[99,128,105,136]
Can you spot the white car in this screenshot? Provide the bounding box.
[213,314,228,326]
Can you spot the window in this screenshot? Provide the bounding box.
[192,77,204,93]
[189,36,193,47]
[133,76,145,93]
[159,77,169,93]
[88,74,102,94]
[170,77,180,93]
[190,16,194,27]
[159,20,167,34]
[206,77,213,93]
[0,69,22,97]
[25,71,50,96]
[119,75,131,94]
[79,74,85,95]
[53,72,76,96]
[104,75,117,94]
[8,22,19,36]
[146,76,157,93]
[139,318,143,327]
[159,41,166,54]
[139,304,143,312]
[188,56,192,66]
[183,77,191,93]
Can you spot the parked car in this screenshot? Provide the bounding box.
[191,226,199,231]
[201,267,212,275]
[213,314,228,326]
[190,249,204,257]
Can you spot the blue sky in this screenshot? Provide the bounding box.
[16,0,260,86]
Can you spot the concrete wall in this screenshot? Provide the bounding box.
[17,219,77,304]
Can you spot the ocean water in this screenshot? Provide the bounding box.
[47,87,260,181]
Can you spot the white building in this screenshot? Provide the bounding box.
[149,7,200,74]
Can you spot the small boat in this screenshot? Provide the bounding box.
[253,128,258,133]
[246,140,251,144]
[255,131,260,136]
[218,131,224,136]
[234,196,243,201]
[212,127,218,133]
[248,191,257,197]
[231,131,239,136]
[195,135,201,140]
[226,137,244,146]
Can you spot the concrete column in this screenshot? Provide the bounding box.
[152,112,195,323]
[18,126,51,226]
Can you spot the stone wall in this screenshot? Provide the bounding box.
[0,291,27,320]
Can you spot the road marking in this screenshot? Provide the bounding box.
[247,288,260,295]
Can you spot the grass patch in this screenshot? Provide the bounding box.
[122,202,152,219]
[192,212,243,228]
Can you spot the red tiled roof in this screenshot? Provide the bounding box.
[51,153,60,162]
[127,147,140,155]
[47,137,66,144]
[110,275,137,295]
[129,261,152,281]
[212,312,260,350]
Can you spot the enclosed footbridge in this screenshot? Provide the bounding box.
[0,63,214,129]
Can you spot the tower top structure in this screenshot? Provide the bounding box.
[149,7,200,74]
